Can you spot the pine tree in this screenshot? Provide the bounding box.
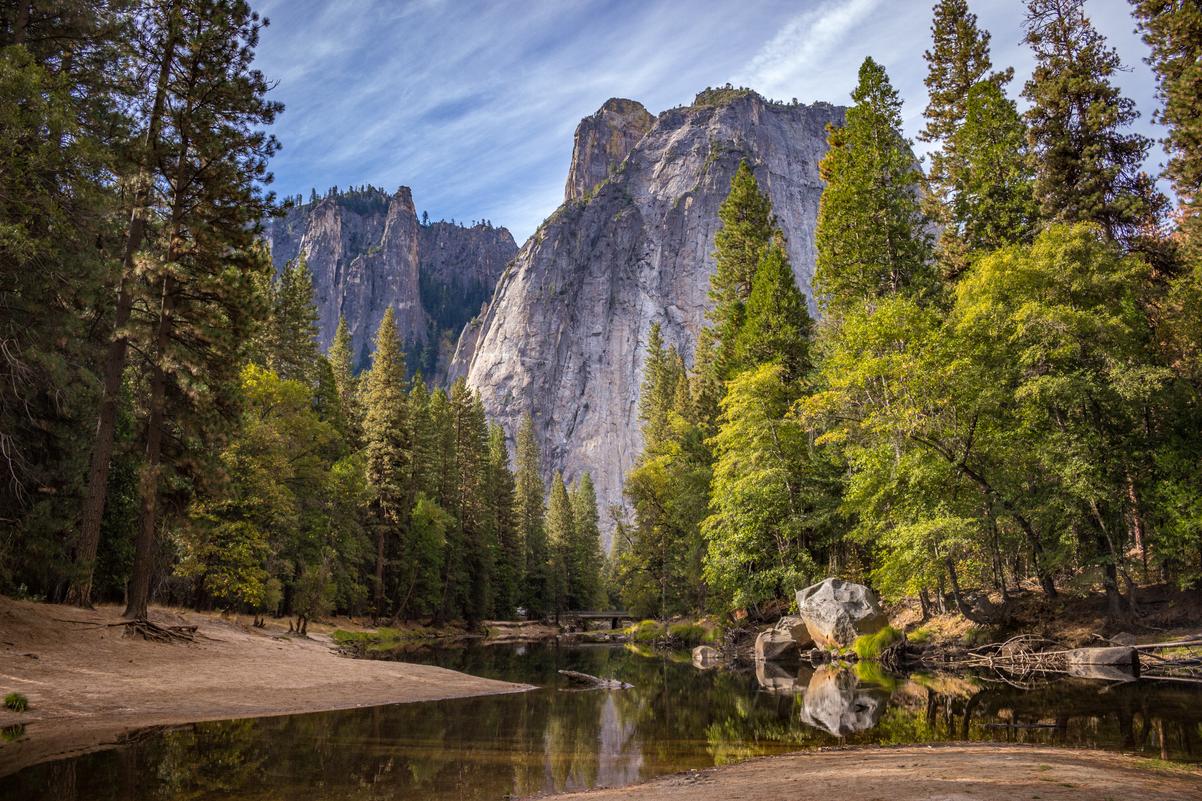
[733,242,813,382]
[920,0,1011,271]
[264,256,320,385]
[568,473,603,609]
[328,315,363,446]
[1,2,123,597]
[123,1,281,619]
[446,381,493,623]
[361,307,411,616]
[638,323,674,445]
[545,472,574,619]
[949,81,1039,252]
[488,424,522,617]
[705,161,778,380]
[814,57,933,314]
[1023,0,1165,246]
[71,1,186,606]
[1132,0,1202,253]
[514,414,548,616]
[921,0,1005,146]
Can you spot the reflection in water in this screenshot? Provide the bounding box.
[799,666,888,736]
[3,641,1201,800]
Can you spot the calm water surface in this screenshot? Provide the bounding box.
[2,641,1201,800]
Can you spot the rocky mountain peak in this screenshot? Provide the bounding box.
[454,92,845,545]
[267,186,515,375]
[563,98,654,203]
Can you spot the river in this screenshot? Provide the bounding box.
[3,641,1201,800]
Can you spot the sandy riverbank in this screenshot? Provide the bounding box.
[529,744,1202,800]
[0,597,530,777]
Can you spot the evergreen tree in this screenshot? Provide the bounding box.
[815,57,933,314]
[703,364,831,612]
[488,424,522,617]
[568,473,603,609]
[949,81,1039,252]
[920,0,1006,146]
[733,242,813,382]
[1132,0,1202,254]
[124,0,281,619]
[328,316,361,438]
[1023,0,1165,246]
[514,414,548,616]
[263,256,320,385]
[446,381,494,623]
[0,2,122,596]
[361,307,411,616]
[920,0,1011,272]
[545,472,574,619]
[705,161,778,381]
[71,1,185,605]
[622,343,710,617]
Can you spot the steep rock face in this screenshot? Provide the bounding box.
[268,187,516,372]
[564,98,655,203]
[452,91,843,542]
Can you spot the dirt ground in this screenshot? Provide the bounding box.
[0,597,529,777]
[530,744,1202,800]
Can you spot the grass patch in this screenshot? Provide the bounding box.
[3,693,28,713]
[907,626,932,644]
[624,619,666,644]
[1133,758,1201,774]
[332,625,455,652]
[853,626,901,660]
[667,622,706,646]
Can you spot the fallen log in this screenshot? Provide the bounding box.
[557,670,632,690]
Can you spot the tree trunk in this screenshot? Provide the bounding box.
[945,559,990,624]
[374,522,386,617]
[124,276,176,620]
[70,7,181,606]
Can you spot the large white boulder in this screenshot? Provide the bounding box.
[754,615,815,661]
[796,578,887,648]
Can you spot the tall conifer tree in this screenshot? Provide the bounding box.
[815,57,933,314]
[361,307,410,616]
[1023,0,1165,246]
[514,414,548,616]
[1131,0,1202,253]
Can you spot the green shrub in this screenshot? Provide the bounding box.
[625,619,665,644]
[667,622,706,646]
[852,626,901,660]
[4,693,28,713]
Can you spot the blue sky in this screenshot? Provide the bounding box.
[251,0,1165,243]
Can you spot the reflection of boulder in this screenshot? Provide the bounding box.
[755,659,802,694]
[692,645,721,669]
[799,667,887,735]
[1064,646,1139,681]
[796,578,887,648]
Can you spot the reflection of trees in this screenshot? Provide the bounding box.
[8,646,1202,801]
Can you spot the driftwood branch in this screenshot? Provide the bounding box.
[557,670,632,690]
[51,616,197,643]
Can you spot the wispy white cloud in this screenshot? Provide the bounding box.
[251,0,1166,242]
[734,0,883,100]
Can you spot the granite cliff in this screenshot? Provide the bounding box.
[267,186,516,375]
[451,89,844,542]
